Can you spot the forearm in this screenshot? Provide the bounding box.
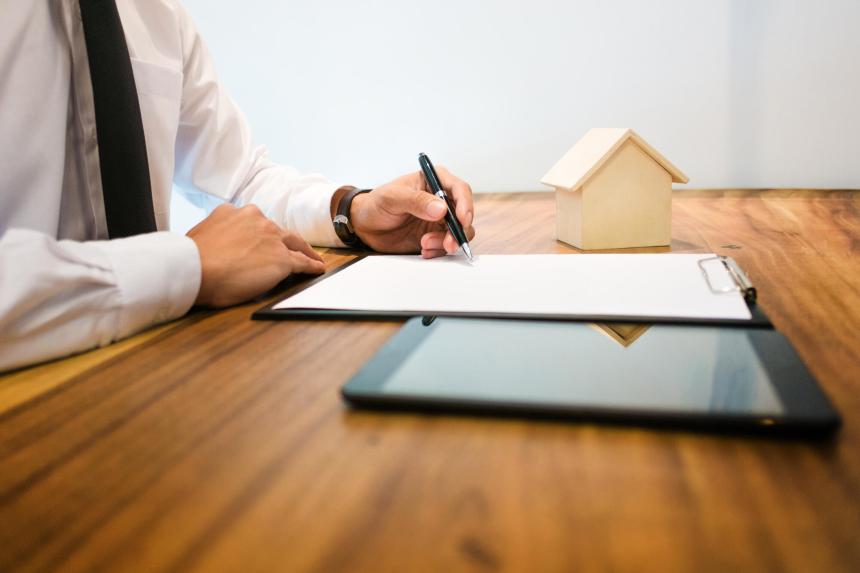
[227,160,348,247]
[171,3,346,248]
[0,229,200,372]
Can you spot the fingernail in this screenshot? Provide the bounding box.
[466,210,473,225]
[428,200,447,218]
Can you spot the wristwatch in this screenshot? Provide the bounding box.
[332,187,372,249]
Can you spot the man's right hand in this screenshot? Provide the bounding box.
[186,204,325,307]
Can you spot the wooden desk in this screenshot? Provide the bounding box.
[1,190,858,573]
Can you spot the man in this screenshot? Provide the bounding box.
[0,0,475,372]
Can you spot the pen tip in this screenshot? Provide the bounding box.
[462,244,474,262]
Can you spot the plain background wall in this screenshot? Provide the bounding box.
[172,0,860,231]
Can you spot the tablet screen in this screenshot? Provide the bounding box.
[377,319,785,415]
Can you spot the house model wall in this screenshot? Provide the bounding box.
[541,128,689,250]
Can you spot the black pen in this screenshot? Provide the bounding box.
[418,153,474,261]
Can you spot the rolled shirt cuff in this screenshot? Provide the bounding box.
[94,232,202,337]
[284,182,346,248]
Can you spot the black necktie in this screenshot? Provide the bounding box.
[79,0,157,238]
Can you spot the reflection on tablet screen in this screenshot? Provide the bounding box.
[381,320,784,415]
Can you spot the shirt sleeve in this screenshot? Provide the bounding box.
[170,3,345,248]
[0,228,201,373]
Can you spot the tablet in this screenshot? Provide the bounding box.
[342,318,840,436]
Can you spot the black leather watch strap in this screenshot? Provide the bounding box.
[333,187,372,249]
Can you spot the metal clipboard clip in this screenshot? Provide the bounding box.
[697,256,757,303]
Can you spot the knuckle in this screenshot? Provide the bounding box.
[213,203,235,216]
[270,231,287,249]
[251,216,278,237]
[241,204,264,218]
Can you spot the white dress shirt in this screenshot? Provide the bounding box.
[0,0,345,372]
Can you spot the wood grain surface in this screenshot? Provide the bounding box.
[1,191,858,573]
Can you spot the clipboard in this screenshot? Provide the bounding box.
[253,255,772,328]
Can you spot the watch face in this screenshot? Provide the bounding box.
[333,215,356,243]
[334,189,371,246]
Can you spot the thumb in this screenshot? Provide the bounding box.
[401,189,448,222]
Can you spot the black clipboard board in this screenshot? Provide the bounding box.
[252,255,773,328]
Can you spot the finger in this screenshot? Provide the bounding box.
[385,186,448,222]
[285,250,326,275]
[282,231,324,262]
[422,248,447,259]
[464,224,476,241]
[434,166,474,227]
[443,232,459,254]
[420,231,447,251]
[423,225,474,253]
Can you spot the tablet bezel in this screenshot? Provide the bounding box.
[341,317,840,437]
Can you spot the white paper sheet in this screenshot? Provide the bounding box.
[274,254,752,321]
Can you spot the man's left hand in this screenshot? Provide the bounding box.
[347,168,476,258]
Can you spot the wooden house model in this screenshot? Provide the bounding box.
[540,128,689,250]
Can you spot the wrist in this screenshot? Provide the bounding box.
[349,191,370,236]
[332,187,372,249]
[330,186,353,219]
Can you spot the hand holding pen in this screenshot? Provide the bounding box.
[418,153,475,261]
[345,159,475,258]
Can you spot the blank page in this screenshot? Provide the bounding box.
[274,254,752,321]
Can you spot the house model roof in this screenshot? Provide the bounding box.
[540,128,689,191]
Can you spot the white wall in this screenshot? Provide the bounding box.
[173,0,860,230]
